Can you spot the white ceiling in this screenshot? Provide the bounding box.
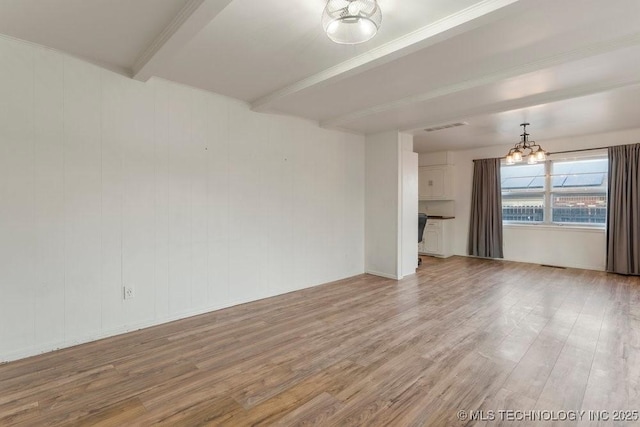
[0,0,639,152]
[0,0,189,72]
[155,0,484,101]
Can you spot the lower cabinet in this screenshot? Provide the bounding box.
[419,219,454,258]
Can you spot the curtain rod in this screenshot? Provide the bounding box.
[473,145,610,161]
[548,146,609,155]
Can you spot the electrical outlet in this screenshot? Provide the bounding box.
[123,286,135,300]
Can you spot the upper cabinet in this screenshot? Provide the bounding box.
[418,165,454,200]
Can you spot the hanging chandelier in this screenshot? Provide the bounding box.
[322,0,382,45]
[505,123,547,165]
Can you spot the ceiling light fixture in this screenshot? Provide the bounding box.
[505,123,547,165]
[322,0,382,45]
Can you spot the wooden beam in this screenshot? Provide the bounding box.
[320,32,640,131]
[132,0,233,82]
[250,0,522,112]
[400,77,640,134]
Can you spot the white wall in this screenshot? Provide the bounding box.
[365,131,399,278]
[400,134,418,277]
[364,131,418,279]
[0,36,365,362]
[503,225,605,270]
[420,127,640,271]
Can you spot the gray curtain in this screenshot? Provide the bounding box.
[468,158,504,258]
[606,143,640,275]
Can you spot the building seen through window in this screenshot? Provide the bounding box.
[500,157,607,225]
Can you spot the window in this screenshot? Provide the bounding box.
[500,156,608,226]
[501,163,545,223]
[550,158,608,224]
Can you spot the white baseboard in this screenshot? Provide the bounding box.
[1,270,367,363]
[458,252,605,272]
[1,303,232,363]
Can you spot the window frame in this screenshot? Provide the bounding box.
[500,153,608,229]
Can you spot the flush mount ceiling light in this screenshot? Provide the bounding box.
[505,123,547,165]
[322,0,382,45]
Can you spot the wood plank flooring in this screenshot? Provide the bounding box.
[1,256,639,426]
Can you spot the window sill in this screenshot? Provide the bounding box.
[503,223,606,233]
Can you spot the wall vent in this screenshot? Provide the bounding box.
[423,122,468,132]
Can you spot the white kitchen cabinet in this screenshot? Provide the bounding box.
[418,165,454,200]
[419,218,455,258]
[423,227,441,253]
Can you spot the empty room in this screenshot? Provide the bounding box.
[1,0,639,425]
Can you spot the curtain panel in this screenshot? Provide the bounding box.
[468,158,504,258]
[606,143,640,275]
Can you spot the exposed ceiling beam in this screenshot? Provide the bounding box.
[132,0,233,82]
[250,0,523,112]
[320,31,640,130]
[401,77,640,134]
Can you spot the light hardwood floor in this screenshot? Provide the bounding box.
[1,256,639,426]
